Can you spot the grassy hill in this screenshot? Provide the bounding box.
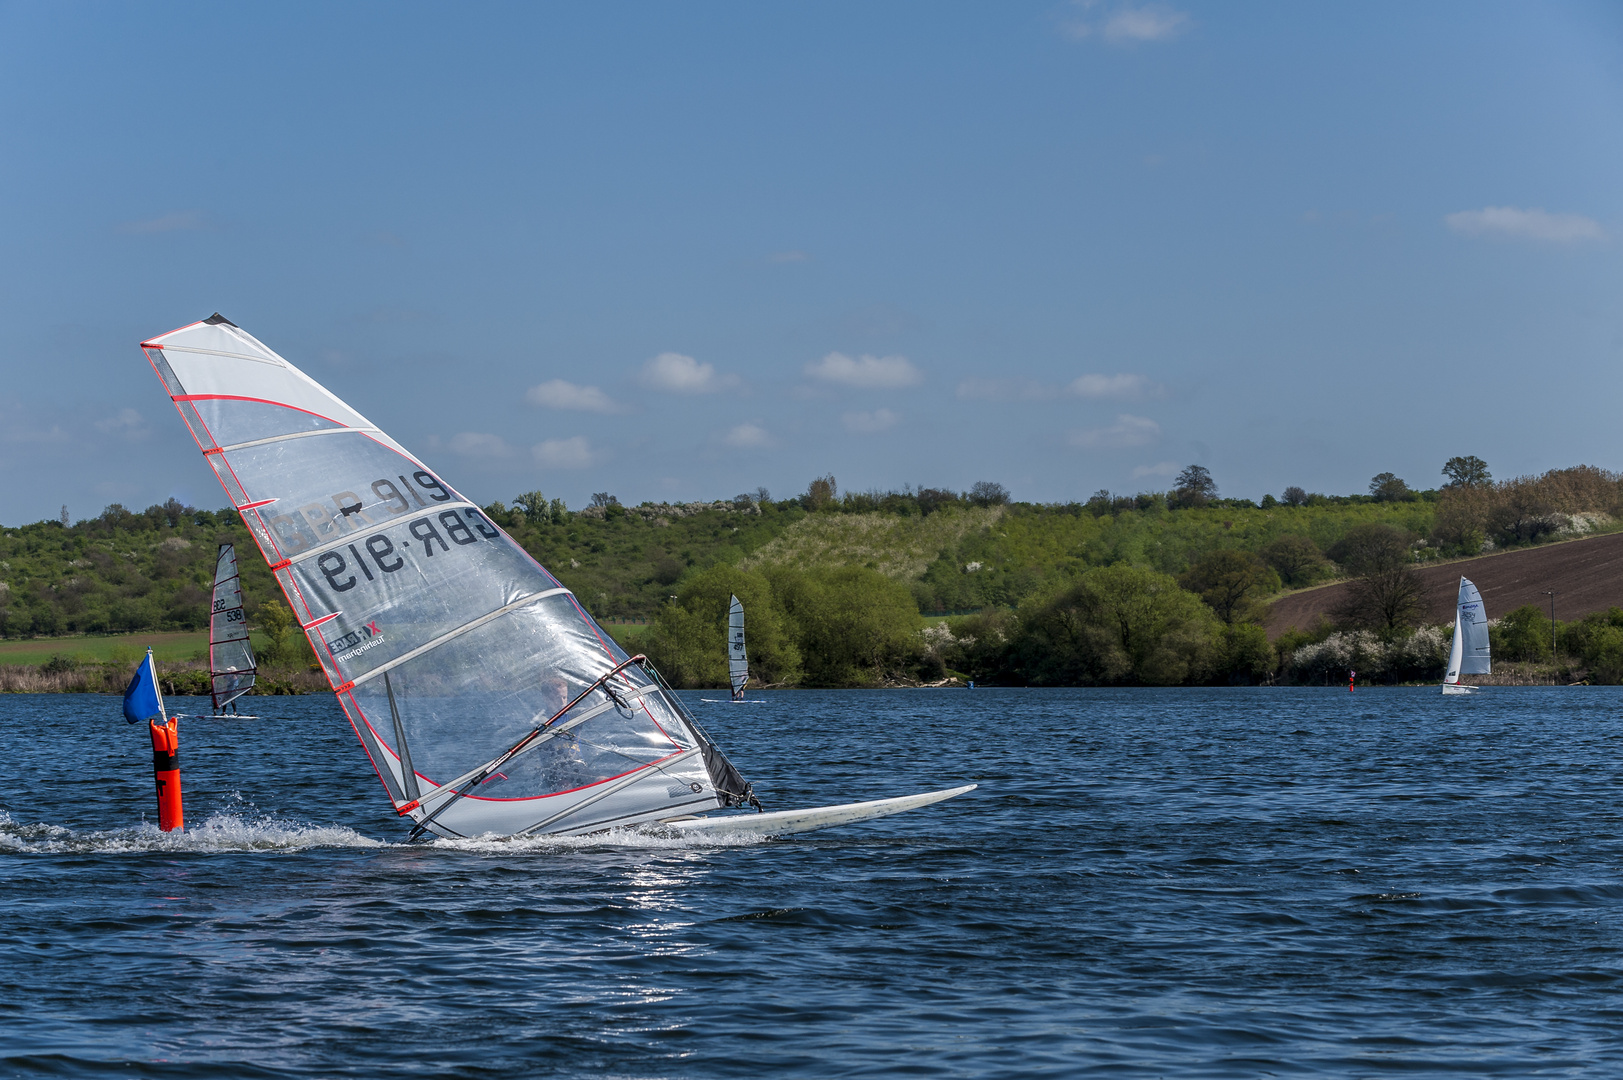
[7,466,1623,688]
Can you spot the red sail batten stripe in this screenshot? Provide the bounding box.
[171,393,352,429]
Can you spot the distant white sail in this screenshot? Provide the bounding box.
[728,594,748,701]
[141,314,754,838]
[1443,575,1490,692]
[209,543,256,712]
[1457,577,1491,674]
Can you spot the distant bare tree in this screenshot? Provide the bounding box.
[804,475,837,511]
[1179,550,1277,625]
[1281,486,1308,507]
[968,481,1010,507]
[1329,523,1422,630]
[1171,465,1217,508]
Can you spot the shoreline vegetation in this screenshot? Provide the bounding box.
[7,459,1623,692]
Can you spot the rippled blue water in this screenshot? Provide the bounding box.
[5,688,1623,1077]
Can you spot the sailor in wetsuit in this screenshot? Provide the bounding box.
[534,675,597,792]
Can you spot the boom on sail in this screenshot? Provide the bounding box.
[140,314,756,838]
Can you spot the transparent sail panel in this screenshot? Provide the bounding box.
[348,594,693,800]
[188,397,349,447]
[291,509,562,681]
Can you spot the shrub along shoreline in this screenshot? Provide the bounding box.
[8,462,1623,690]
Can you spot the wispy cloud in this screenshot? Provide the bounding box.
[843,408,899,434]
[94,408,148,440]
[642,352,738,394]
[1066,373,1159,400]
[1132,460,1180,479]
[805,352,922,389]
[449,432,514,458]
[116,210,210,235]
[532,435,597,469]
[724,423,772,448]
[958,372,1161,401]
[769,250,809,264]
[1063,2,1189,44]
[1068,414,1161,449]
[526,379,622,414]
[956,377,1049,402]
[1445,206,1605,244]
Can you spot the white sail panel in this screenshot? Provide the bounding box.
[728,594,748,700]
[1457,576,1491,675]
[141,315,751,837]
[1443,607,1465,685]
[209,543,256,711]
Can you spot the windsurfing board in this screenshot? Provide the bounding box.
[700,698,766,703]
[660,783,976,838]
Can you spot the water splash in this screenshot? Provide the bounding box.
[427,823,767,854]
[0,809,384,854]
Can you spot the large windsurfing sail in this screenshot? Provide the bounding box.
[209,543,256,713]
[140,314,755,838]
[1443,575,1490,689]
[728,594,748,701]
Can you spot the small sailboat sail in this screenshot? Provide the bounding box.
[728,594,748,701]
[1442,575,1491,695]
[209,543,257,715]
[139,314,762,838]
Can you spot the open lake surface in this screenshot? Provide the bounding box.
[5,687,1623,1077]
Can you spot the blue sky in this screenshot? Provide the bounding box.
[2,1,1620,522]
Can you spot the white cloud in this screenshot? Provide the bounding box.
[843,408,899,434]
[449,432,514,458]
[642,352,737,394]
[532,436,597,469]
[805,352,922,389]
[94,408,147,438]
[1132,460,1180,479]
[724,423,772,448]
[525,379,622,413]
[1066,373,1157,400]
[1063,3,1189,43]
[956,377,1049,401]
[116,210,209,235]
[1445,206,1604,243]
[1068,414,1161,449]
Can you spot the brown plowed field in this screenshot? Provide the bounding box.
[1266,530,1623,639]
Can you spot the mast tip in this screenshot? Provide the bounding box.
[203,312,239,327]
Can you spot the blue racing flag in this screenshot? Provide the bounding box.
[123,649,165,725]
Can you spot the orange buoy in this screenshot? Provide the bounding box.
[148,717,184,831]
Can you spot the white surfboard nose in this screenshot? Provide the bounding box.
[662,783,978,838]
